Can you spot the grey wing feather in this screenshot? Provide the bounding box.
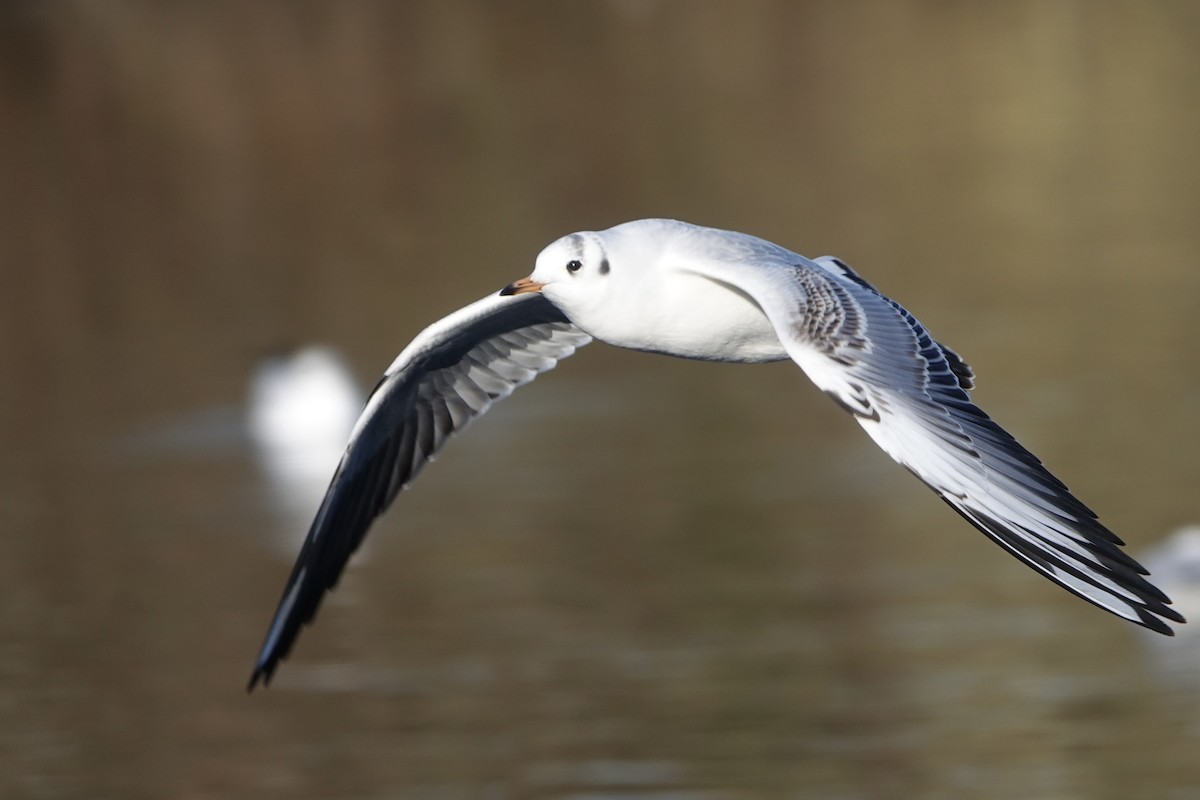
[248,292,591,688]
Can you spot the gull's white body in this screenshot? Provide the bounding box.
[249,218,1182,689]
[535,227,789,363]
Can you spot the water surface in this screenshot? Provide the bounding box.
[1,3,1199,798]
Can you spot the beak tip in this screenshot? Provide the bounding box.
[500,277,543,297]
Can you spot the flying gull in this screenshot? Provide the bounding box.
[248,218,1182,689]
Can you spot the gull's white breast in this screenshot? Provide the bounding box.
[594,268,789,364]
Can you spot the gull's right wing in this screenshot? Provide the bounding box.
[248,291,591,689]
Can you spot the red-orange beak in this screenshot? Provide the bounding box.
[499,276,544,296]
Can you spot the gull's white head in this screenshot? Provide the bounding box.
[501,220,701,308]
[501,228,626,328]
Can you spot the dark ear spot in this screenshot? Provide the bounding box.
[599,257,610,275]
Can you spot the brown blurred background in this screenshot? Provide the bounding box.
[1,2,1198,798]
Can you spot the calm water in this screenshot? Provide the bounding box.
[2,2,1200,798]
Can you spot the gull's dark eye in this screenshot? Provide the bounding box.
[566,259,583,274]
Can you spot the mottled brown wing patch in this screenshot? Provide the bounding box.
[793,266,868,362]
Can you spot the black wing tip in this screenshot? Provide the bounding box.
[246,603,313,692]
[247,648,281,692]
[246,667,270,693]
[1137,606,1184,636]
[247,640,284,690]
[939,498,1188,636]
[1150,601,1186,626]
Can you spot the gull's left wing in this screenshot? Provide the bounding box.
[248,291,591,689]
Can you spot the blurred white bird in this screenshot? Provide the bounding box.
[248,345,364,550]
[1139,525,1200,686]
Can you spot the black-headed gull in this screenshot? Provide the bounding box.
[248,218,1182,689]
